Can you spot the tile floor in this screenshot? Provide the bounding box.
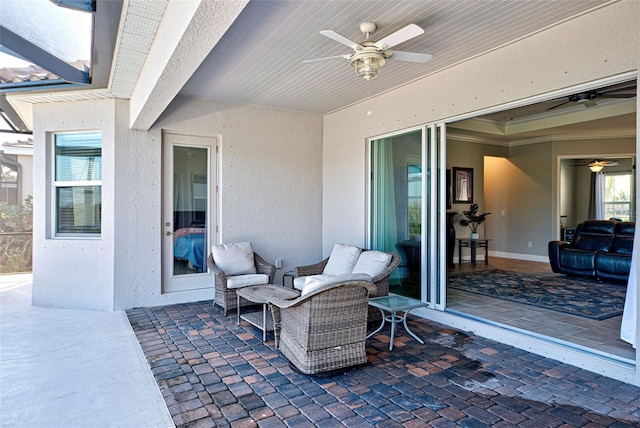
[128,300,640,427]
[445,258,635,361]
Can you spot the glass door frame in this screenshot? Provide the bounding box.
[429,123,448,311]
[162,132,218,293]
[365,124,447,309]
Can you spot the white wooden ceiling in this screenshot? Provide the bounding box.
[179,0,613,115]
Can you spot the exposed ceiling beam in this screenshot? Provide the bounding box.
[128,0,250,131]
[0,26,90,85]
[50,0,95,12]
[0,96,31,134]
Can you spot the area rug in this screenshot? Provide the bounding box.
[448,270,626,320]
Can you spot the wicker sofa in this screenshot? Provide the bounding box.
[292,244,400,321]
[267,278,377,375]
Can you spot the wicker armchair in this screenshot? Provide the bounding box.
[267,279,377,375]
[207,252,276,315]
[294,249,400,322]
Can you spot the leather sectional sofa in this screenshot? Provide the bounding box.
[548,220,635,282]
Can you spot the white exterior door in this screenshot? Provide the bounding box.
[162,133,217,293]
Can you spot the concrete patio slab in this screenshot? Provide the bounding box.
[0,274,173,428]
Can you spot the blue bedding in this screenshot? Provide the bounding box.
[174,233,206,272]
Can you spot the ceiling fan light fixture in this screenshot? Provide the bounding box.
[589,164,604,172]
[350,51,385,80]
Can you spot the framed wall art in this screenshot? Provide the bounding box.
[453,167,473,203]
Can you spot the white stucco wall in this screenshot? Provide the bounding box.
[32,99,116,310]
[113,97,323,309]
[32,96,322,311]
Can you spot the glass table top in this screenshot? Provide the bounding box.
[369,295,426,311]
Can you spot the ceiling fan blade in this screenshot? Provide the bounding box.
[389,51,433,63]
[546,100,571,111]
[374,24,424,50]
[597,84,637,95]
[319,30,361,50]
[302,54,351,64]
[599,93,636,98]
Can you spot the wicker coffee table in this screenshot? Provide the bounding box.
[236,285,300,341]
[367,295,427,351]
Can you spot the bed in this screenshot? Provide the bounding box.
[174,227,206,272]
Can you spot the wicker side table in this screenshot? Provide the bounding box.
[236,285,300,341]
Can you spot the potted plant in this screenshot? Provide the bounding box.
[459,203,491,239]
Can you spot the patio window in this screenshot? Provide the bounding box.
[53,132,102,236]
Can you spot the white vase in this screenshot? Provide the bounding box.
[470,232,479,240]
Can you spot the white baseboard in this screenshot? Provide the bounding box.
[488,250,548,263]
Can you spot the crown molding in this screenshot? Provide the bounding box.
[447,131,636,147]
[508,133,636,146]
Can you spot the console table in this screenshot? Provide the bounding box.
[457,238,491,266]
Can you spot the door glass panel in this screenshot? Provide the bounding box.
[370,130,423,299]
[172,146,208,275]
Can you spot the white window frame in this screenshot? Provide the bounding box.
[603,171,634,221]
[52,131,102,238]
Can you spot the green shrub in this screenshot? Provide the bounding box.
[0,196,33,273]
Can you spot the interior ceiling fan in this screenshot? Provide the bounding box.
[547,83,637,111]
[571,159,620,172]
[304,22,433,80]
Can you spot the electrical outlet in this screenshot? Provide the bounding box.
[501,210,505,217]
[275,258,282,268]
[527,242,532,248]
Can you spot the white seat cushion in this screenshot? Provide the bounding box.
[322,243,362,275]
[293,276,306,291]
[226,274,269,289]
[211,242,257,276]
[352,251,392,278]
[301,273,372,296]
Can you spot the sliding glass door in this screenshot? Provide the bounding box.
[368,125,446,307]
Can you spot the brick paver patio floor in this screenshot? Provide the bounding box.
[127,300,640,427]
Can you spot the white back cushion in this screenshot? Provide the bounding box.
[211,242,257,276]
[352,251,392,278]
[301,273,372,297]
[322,243,362,275]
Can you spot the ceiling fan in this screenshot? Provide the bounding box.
[547,83,636,111]
[304,22,433,80]
[571,159,620,172]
